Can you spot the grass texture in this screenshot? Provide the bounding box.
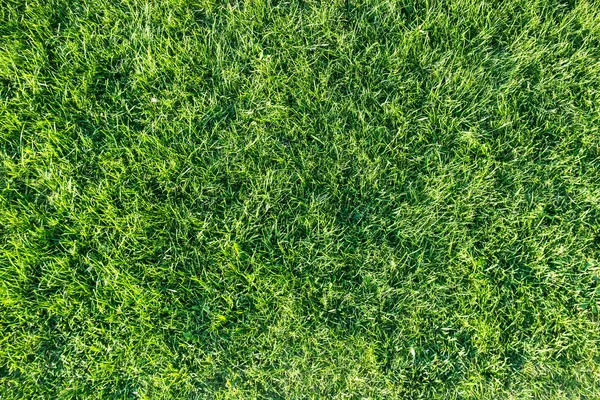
[1,0,600,398]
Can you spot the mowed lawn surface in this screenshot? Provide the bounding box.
[1,0,600,398]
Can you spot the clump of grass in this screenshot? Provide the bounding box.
[1,0,600,398]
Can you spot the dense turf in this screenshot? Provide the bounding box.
[1,0,600,398]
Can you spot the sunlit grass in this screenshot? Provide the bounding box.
[1,0,600,398]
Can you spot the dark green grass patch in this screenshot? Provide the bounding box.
[1,0,600,398]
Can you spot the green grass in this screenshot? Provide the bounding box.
[1,0,600,398]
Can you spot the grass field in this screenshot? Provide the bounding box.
[2,0,600,398]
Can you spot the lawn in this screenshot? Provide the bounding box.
[1,0,600,398]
